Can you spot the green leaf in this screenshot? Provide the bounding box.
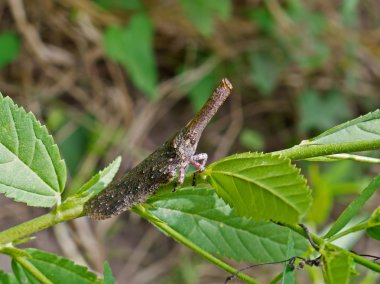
[324,174,380,238]
[249,49,284,95]
[179,0,231,36]
[147,188,308,262]
[203,152,311,223]
[239,129,265,151]
[0,95,66,207]
[298,90,351,132]
[303,109,380,145]
[12,249,101,284]
[104,14,157,99]
[367,225,380,241]
[282,233,295,284]
[0,270,18,284]
[248,8,275,33]
[0,32,21,69]
[367,207,380,241]
[187,74,218,112]
[67,156,121,199]
[322,250,354,284]
[103,262,115,284]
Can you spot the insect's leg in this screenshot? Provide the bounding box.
[173,167,186,192]
[190,153,208,186]
[190,153,208,171]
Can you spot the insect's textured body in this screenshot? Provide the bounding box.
[85,79,233,219]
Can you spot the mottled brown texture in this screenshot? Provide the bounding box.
[84,79,233,219]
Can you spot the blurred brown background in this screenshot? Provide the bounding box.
[1,0,380,283]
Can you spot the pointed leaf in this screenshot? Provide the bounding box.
[303,109,380,145]
[68,156,121,199]
[104,14,157,99]
[147,188,308,262]
[325,174,380,238]
[203,152,311,223]
[0,94,66,207]
[103,262,115,284]
[12,249,101,284]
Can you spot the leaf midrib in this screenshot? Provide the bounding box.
[209,170,302,214]
[0,143,56,196]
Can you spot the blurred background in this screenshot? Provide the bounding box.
[1,0,380,283]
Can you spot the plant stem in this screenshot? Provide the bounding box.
[0,203,83,245]
[273,140,380,160]
[133,206,260,284]
[284,223,380,273]
[327,220,380,242]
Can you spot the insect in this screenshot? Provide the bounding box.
[84,78,233,219]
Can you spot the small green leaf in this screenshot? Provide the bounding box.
[303,109,380,145]
[147,188,308,262]
[104,14,157,99]
[0,95,66,207]
[322,250,354,284]
[103,262,115,284]
[68,156,121,199]
[367,207,380,241]
[249,50,284,95]
[282,233,295,284]
[179,0,231,36]
[324,174,380,238]
[0,270,18,284]
[0,32,21,69]
[239,129,265,151]
[367,225,380,241]
[12,249,101,284]
[203,152,311,223]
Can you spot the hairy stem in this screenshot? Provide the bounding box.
[273,140,380,160]
[327,220,380,242]
[0,203,83,245]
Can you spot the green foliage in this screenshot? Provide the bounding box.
[325,174,380,238]
[1,95,380,283]
[203,152,311,223]
[148,187,308,263]
[0,32,21,69]
[179,0,231,36]
[322,250,354,284]
[187,74,218,111]
[249,49,285,95]
[298,90,351,132]
[0,270,18,284]
[12,249,101,284]
[304,109,380,145]
[103,262,115,284]
[306,162,364,225]
[239,128,265,151]
[104,14,157,99]
[70,156,121,199]
[0,94,66,207]
[367,207,380,241]
[94,0,143,11]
